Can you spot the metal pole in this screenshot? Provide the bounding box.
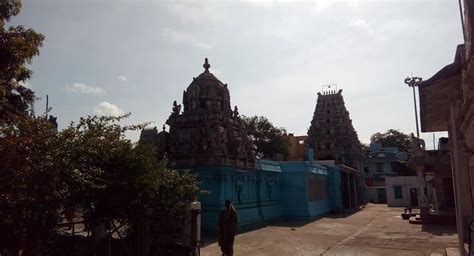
[458,0,465,41]
[46,95,49,119]
[404,76,422,138]
[412,86,420,138]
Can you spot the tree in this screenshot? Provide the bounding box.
[0,117,65,254]
[0,113,202,254]
[0,2,200,254]
[0,0,44,125]
[0,2,56,254]
[58,115,201,253]
[370,129,412,152]
[241,115,290,160]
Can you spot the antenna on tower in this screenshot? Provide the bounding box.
[44,95,52,119]
[321,84,338,94]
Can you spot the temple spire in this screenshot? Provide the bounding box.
[203,57,210,72]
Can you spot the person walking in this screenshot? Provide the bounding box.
[218,200,238,256]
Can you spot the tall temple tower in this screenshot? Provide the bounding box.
[307,89,362,169]
[140,58,255,168]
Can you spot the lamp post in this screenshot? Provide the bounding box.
[404,76,422,138]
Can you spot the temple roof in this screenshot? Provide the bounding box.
[188,58,226,89]
[419,44,464,88]
[418,45,464,132]
[194,70,225,86]
[182,58,231,114]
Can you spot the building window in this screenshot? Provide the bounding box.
[376,163,383,172]
[394,186,403,199]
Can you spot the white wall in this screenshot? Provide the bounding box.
[385,176,418,207]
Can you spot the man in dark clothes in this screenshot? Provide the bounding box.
[218,200,238,256]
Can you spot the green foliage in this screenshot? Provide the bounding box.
[370,129,412,152]
[0,1,200,254]
[0,117,65,254]
[0,114,201,254]
[58,114,200,236]
[0,0,21,25]
[241,115,290,160]
[0,0,44,125]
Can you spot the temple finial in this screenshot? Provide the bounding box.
[203,57,210,72]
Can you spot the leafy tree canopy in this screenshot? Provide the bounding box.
[0,114,201,254]
[0,0,44,125]
[241,115,290,160]
[0,117,65,254]
[59,115,200,232]
[370,129,412,152]
[0,1,200,254]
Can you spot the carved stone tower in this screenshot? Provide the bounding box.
[159,58,255,168]
[307,89,362,169]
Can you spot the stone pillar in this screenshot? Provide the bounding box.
[449,103,474,253]
[352,174,358,207]
[347,174,352,209]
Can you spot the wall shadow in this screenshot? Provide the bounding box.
[421,223,457,236]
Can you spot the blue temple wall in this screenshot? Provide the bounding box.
[279,161,332,219]
[192,164,282,233]
[327,166,343,211]
[191,159,345,233]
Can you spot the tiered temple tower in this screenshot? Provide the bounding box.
[141,58,255,168]
[307,89,362,169]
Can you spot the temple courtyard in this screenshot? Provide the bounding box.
[201,204,458,256]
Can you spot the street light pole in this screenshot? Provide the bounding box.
[404,76,422,138]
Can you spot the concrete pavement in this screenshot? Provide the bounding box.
[201,204,458,256]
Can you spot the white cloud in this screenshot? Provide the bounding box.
[161,27,212,50]
[311,0,337,13]
[94,101,124,116]
[67,83,105,95]
[194,42,212,50]
[117,76,127,81]
[349,18,378,38]
[350,19,369,29]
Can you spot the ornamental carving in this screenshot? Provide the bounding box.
[140,58,255,168]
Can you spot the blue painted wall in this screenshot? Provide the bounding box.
[279,161,332,219]
[193,164,282,232]
[192,159,353,233]
[328,166,343,210]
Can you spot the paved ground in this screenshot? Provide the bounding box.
[201,204,458,256]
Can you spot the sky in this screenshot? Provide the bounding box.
[12,0,464,149]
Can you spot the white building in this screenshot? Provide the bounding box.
[385,176,418,207]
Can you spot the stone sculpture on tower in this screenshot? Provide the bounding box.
[140,58,255,168]
[306,89,363,169]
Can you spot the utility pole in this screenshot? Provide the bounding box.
[404,76,422,138]
[44,95,52,119]
[45,95,49,119]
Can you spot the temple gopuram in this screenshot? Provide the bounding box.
[307,89,363,169]
[306,89,366,209]
[139,59,366,232]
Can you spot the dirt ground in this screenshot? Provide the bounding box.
[200,204,458,256]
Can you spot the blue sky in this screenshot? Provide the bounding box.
[13,0,463,148]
